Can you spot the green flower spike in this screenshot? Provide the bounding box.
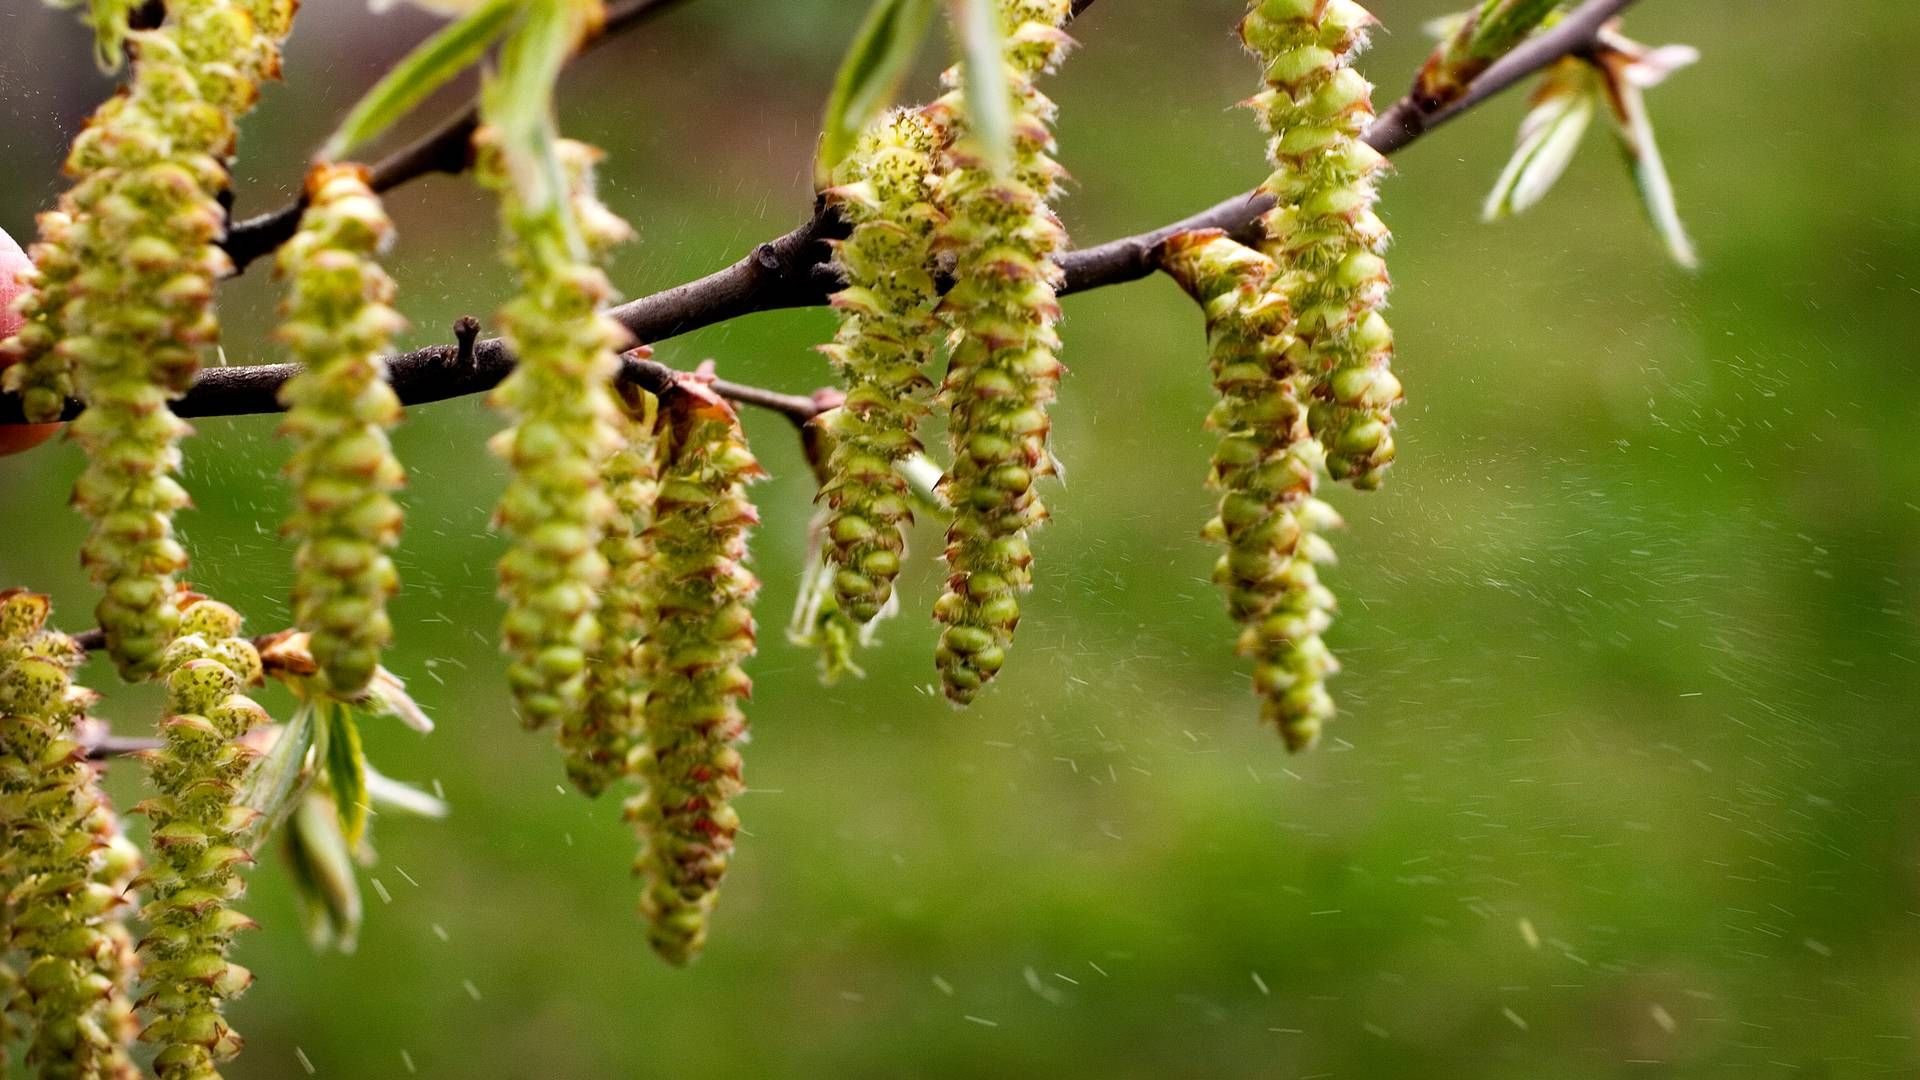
[135,592,273,1080]
[478,128,633,742]
[25,0,295,678]
[628,373,764,966]
[573,377,664,798]
[927,0,1075,705]
[816,107,946,628]
[0,589,142,1079]
[1162,232,1344,753]
[1240,0,1402,491]
[275,163,408,698]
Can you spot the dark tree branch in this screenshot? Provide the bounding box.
[221,0,699,272]
[2,0,1645,432]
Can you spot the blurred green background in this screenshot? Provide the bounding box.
[3,1,1918,1077]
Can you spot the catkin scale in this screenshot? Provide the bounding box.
[817,109,945,627]
[134,593,271,1080]
[627,381,762,966]
[0,590,141,1079]
[1162,232,1343,752]
[477,133,633,744]
[10,0,294,678]
[928,0,1075,705]
[1241,0,1401,491]
[275,164,407,698]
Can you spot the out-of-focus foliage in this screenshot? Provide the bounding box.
[2,2,1916,1077]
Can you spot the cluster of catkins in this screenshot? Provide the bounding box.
[3,0,295,679]
[0,589,140,1078]
[1241,0,1400,490]
[1127,0,1405,749]
[925,0,1075,705]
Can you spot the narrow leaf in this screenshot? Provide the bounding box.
[1598,57,1698,269]
[284,792,365,953]
[1484,61,1597,221]
[817,0,939,190]
[482,0,577,214]
[323,0,522,161]
[947,0,1011,175]
[239,701,321,852]
[326,706,371,848]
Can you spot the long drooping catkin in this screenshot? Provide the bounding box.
[574,381,663,797]
[817,109,945,628]
[275,164,407,698]
[1162,232,1343,752]
[628,381,762,966]
[0,590,141,1079]
[478,132,632,740]
[136,593,272,1079]
[929,0,1075,705]
[1241,0,1401,491]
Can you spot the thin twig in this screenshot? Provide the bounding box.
[221,0,699,272]
[1,0,1645,432]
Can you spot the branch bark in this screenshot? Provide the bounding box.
[2,0,1643,431]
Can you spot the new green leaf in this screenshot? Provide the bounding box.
[947,0,1012,174]
[817,0,939,190]
[323,0,521,161]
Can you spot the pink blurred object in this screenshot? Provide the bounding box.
[0,223,61,453]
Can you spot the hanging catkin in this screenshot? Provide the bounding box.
[1162,232,1343,752]
[0,589,141,1078]
[477,130,632,741]
[629,378,763,966]
[1240,0,1401,490]
[573,379,663,797]
[929,0,1075,705]
[137,593,272,1079]
[275,164,407,698]
[6,0,295,678]
[817,108,945,627]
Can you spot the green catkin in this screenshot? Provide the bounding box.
[15,0,295,678]
[817,108,945,627]
[477,131,632,742]
[137,593,272,1080]
[573,382,663,797]
[1,208,83,423]
[1162,233,1344,752]
[928,0,1075,705]
[0,590,141,1079]
[628,382,763,966]
[1241,0,1402,491]
[275,164,407,698]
